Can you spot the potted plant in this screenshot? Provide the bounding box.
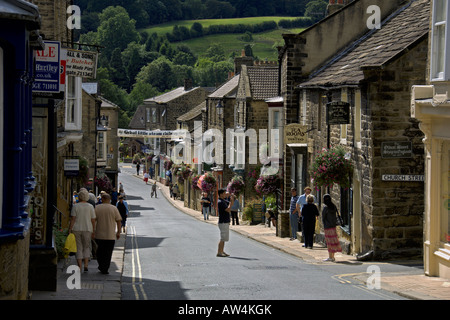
[310,145,353,189]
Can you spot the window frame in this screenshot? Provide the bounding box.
[431,0,450,81]
[65,76,82,130]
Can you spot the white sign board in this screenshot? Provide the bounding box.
[66,49,98,79]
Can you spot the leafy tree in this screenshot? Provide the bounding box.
[128,82,161,113]
[97,6,140,59]
[109,47,129,89]
[305,0,328,21]
[136,57,177,92]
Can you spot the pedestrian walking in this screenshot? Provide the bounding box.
[151,181,158,198]
[172,183,179,200]
[200,192,211,220]
[169,182,174,198]
[217,189,233,257]
[136,162,140,175]
[321,194,342,262]
[94,193,122,274]
[230,193,240,225]
[111,188,118,206]
[300,195,319,249]
[68,189,96,272]
[143,171,149,184]
[289,188,300,241]
[116,195,129,233]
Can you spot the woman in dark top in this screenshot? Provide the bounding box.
[300,195,319,249]
[321,194,342,262]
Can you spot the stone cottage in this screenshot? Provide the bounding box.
[279,0,429,259]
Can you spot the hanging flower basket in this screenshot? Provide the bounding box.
[164,159,173,170]
[178,165,191,180]
[310,146,353,190]
[227,175,245,195]
[200,173,216,193]
[191,174,201,190]
[255,174,280,195]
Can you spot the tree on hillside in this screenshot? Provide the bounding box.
[110,48,129,89]
[97,6,140,60]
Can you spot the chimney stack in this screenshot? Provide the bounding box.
[184,78,193,91]
[327,0,348,16]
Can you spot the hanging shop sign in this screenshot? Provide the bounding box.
[326,101,350,125]
[64,159,79,177]
[32,41,61,93]
[284,123,308,144]
[66,49,98,79]
[381,141,412,158]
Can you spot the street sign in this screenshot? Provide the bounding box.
[381,174,424,182]
[33,41,61,93]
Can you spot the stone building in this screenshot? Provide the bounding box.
[231,64,279,204]
[279,0,429,259]
[130,80,211,180]
[411,0,450,278]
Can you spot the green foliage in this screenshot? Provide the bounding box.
[310,146,353,190]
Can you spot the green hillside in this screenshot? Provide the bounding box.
[177,28,304,61]
[141,17,305,61]
[141,16,301,37]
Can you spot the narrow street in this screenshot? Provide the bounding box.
[118,164,408,300]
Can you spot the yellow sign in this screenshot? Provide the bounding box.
[284,124,308,144]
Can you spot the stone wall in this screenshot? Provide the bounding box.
[0,234,30,300]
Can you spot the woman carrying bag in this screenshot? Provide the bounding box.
[68,188,96,272]
[321,194,342,262]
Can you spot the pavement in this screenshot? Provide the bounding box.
[31,172,450,301]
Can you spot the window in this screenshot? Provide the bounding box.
[301,90,307,125]
[431,0,450,81]
[0,47,3,229]
[65,76,82,130]
[268,107,283,157]
[340,88,348,144]
[152,107,157,123]
[97,132,107,161]
[146,108,150,122]
[354,89,362,148]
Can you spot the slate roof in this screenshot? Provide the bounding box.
[144,86,199,104]
[128,105,146,129]
[209,74,240,98]
[177,101,206,122]
[301,0,430,88]
[246,66,279,100]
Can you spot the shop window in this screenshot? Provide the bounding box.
[431,0,450,81]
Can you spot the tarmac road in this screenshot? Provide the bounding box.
[119,166,407,301]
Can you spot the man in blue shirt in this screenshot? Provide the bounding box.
[296,186,316,212]
[289,188,300,240]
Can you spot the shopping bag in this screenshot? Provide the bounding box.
[63,233,77,258]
